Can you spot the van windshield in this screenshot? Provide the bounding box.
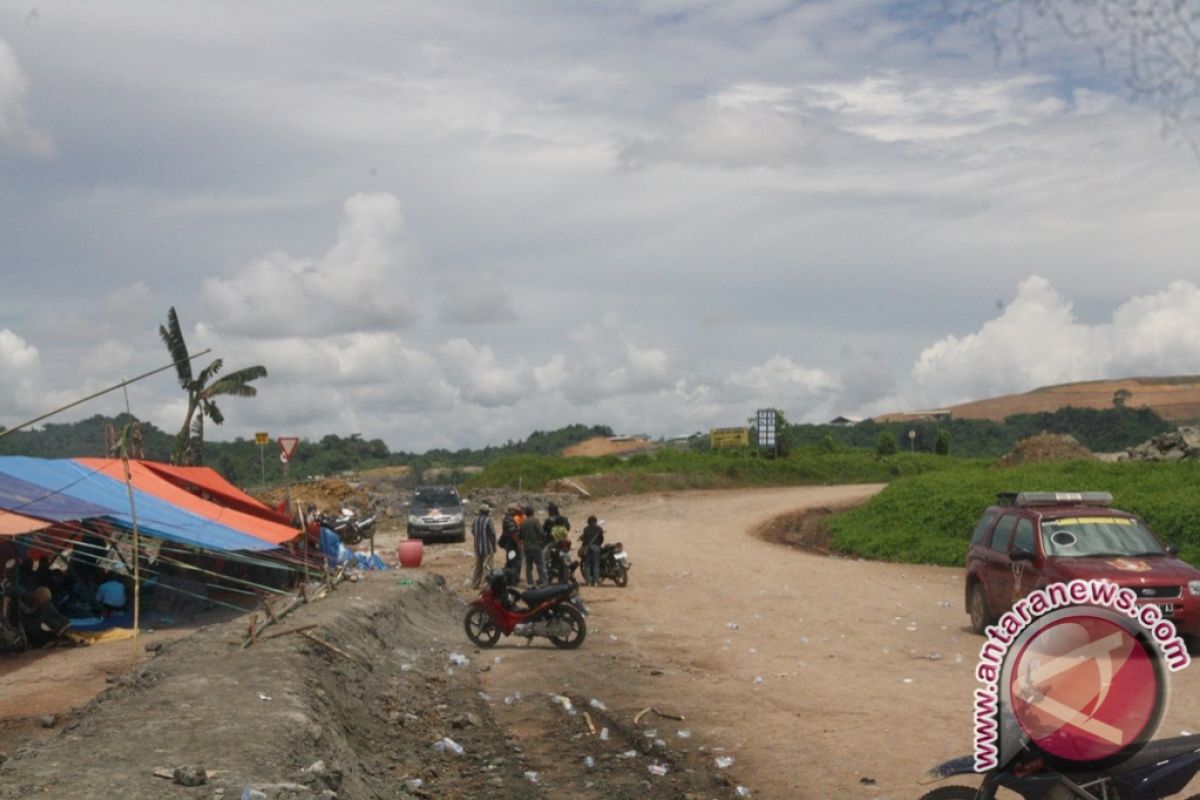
[1041,516,1164,558]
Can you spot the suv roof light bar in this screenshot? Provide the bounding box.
[997,491,1113,508]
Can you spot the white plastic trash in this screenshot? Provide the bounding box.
[715,756,735,769]
[433,737,465,756]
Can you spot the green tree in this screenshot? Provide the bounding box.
[876,432,897,456]
[934,429,951,456]
[159,307,268,466]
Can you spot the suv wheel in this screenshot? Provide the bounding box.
[968,583,994,635]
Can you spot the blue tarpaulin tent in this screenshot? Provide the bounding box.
[0,456,276,552]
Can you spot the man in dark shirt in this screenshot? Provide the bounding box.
[519,504,546,587]
[498,504,523,585]
[543,503,571,541]
[23,586,70,647]
[580,515,605,586]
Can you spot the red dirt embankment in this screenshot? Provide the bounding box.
[877,375,1200,422]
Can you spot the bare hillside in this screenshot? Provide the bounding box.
[878,375,1200,422]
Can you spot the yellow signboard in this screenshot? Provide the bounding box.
[710,427,749,449]
[254,432,269,445]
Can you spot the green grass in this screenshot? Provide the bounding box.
[828,460,1200,566]
[461,447,961,495]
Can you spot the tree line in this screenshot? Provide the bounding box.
[0,415,614,488]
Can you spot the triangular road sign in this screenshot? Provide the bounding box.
[278,436,299,460]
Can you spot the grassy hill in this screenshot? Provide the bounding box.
[828,460,1200,566]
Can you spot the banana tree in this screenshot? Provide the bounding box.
[158,307,268,466]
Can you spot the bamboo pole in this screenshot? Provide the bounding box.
[120,387,142,672]
[0,350,211,440]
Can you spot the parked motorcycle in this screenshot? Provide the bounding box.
[918,734,1200,799]
[596,542,630,587]
[315,507,376,546]
[544,538,579,586]
[464,570,588,649]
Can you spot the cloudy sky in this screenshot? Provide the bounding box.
[2,1,1200,451]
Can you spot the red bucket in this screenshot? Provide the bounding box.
[397,539,424,568]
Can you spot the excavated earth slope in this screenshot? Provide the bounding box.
[0,571,735,800]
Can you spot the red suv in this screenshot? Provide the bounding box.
[965,491,1200,641]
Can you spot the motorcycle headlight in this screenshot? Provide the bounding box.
[1189,580,1200,597]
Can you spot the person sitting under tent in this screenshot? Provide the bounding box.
[22,586,71,647]
[95,571,127,616]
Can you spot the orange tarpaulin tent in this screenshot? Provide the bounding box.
[140,463,294,525]
[0,508,51,536]
[74,459,299,546]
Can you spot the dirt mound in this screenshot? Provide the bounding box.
[998,432,1095,467]
[253,466,417,523]
[562,437,654,458]
[0,571,738,800]
[754,507,835,554]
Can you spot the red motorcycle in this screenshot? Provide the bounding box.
[464,570,588,649]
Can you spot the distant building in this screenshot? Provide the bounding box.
[828,415,864,426]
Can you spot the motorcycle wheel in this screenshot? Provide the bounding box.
[612,564,629,588]
[917,787,980,800]
[464,607,501,648]
[547,604,586,650]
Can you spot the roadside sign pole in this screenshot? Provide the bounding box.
[254,432,270,488]
[277,436,302,585]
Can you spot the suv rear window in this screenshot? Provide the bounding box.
[970,510,999,546]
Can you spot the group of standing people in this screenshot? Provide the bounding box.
[469,501,604,589]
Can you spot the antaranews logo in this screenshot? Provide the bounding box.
[973,578,1189,772]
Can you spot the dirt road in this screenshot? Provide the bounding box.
[7,483,1200,798]
[426,484,1200,799]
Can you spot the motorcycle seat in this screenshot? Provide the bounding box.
[520,585,574,606]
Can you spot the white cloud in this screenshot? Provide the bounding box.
[804,72,1063,143]
[0,40,53,156]
[866,276,1200,415]
[1108,281,1200,375]
[438,339,529,407]
[0,328,41,416]
[728,355,840,397]
[552,314,673,404]
[620,83,818,169]
[201,193,423,338]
